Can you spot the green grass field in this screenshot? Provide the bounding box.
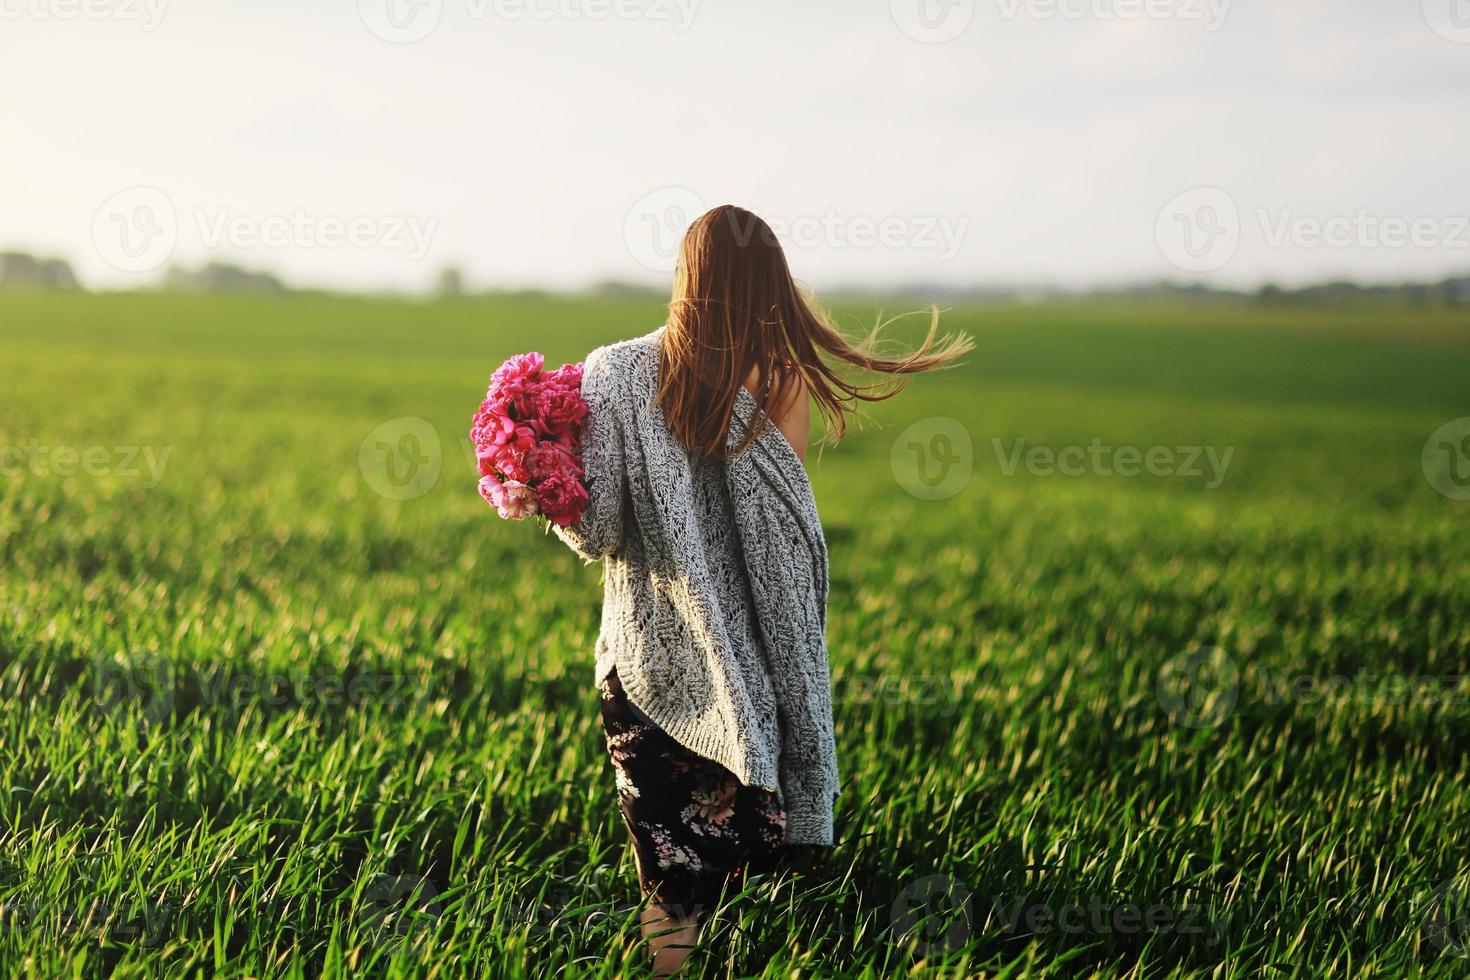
[2,290,1468,977]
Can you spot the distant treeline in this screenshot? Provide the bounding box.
[837,277,1470,308]
[2,249,1468,307]
[1,252,80,291]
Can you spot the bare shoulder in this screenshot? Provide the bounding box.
[745,365,809,461]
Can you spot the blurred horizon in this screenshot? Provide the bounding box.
[5,0,1470,296]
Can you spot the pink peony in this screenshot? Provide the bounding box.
[490,352,544,389]
[490,424,537,482]
[471,351,589,527]
[534,382,588,443]
[530,440,581,482]
[543,361,583,391]
[478,475,539,520]
[538,468,590,527]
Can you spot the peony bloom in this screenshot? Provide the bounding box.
[490,351,544,388]
[534,382,588,443]
[543,361,583,391]
[478,475,539,520]
[537,468,590,527]
[471,352,588,526]
[489,424,538,482]
[530,440,581,481]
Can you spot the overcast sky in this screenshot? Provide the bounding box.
[4,0,1468,293]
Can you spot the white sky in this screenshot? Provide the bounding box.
[3,0,1468,293]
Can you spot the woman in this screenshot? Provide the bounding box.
[555,205,970,973]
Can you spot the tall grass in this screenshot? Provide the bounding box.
[1,292,1467,976]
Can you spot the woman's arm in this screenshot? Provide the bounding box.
[771,373,809,462]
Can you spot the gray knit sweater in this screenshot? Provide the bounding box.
[553,327,840,845]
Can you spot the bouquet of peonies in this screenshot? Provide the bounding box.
[470,352,589,527]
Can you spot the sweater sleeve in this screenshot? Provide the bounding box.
[553,347,628,562]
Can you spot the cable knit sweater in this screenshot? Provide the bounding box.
[553,326,839,845]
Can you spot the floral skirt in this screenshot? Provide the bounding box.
[599,668,788,917]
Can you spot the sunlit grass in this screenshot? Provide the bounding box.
[1,291,1468,976]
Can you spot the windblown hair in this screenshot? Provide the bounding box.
[656,205,973,459]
